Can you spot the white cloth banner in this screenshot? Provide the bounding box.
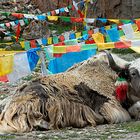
[84,18,95,23]
[73,0,78,10]
[94,28,99,33]
[64,7,69,13]
[8,52,31,83]
[24,14,37,19]
[78,42,85,45]
[63,32,70,40]
[19,20,25,26]
[131,40,140,47]
[55,9,60,14]
[122,23,135,40]
[36,39,42,45]
[10,21,16,27]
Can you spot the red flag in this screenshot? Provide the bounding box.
[30,40,37,48]
[0,75,8,82]
[77,10,84,18]
[115,41,131,48]
[16,23,20,42]
[72,0,84,18]
[71,17,84,22]
[11,13,24,19]
[136,20,140,31]
[85,40,95,44]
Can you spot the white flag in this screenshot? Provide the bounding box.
[8,52,31,82]
[55,9,60,14]
[19,20,25,26]
[131,40,140,47]
[64,7,69,13]
[73,0,78,10]
[84,18,95,24]
[122,23,135,40]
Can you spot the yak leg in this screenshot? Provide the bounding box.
[99,101,131,124]
[128,101,140,120]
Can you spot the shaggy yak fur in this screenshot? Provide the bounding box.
[0,52,131,133]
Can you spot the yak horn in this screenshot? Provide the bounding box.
[104,50,130,79]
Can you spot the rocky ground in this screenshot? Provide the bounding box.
[0,121,140,140]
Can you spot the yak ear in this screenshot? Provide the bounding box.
[103,50,130,79]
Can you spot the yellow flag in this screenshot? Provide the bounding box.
[92,32,105,43]
[134,32,140,40]
[84,1,88,18]
[0,54,14,76]
[47,16,58,21]
[20,41,25,48]
[132,24,138,32]
[108,19,120,24]
[97,42,115,50]
[75,32,81,38]
[105,25,111,30]
[53,46,66,53]
[0,42,13,45]
[130,47,140,54]
[83,0,88,26]
[47,37,52,45]
[0,51,24,54]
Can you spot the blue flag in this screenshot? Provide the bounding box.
[106,27,120,42]
[48,49,97,74]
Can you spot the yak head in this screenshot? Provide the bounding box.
[105,51,140,99]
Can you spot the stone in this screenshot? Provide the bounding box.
[22,20,50,40]
[93,0,140,19]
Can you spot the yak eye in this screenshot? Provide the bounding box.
[130,68,138,78]
[130,73,136,80]
[131,72,136,76]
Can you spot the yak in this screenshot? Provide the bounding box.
[0,51,140,133]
